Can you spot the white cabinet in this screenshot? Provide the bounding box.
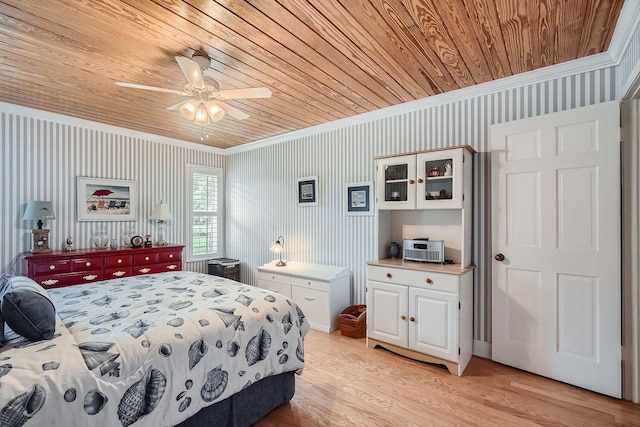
[257,260,351,333]
[376,146,472,210]
[366,261,473,376]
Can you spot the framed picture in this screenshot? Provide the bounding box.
[77,177,137,221]
[297,176,318,207]
[345,181,373,216]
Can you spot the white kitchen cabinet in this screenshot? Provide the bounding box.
[366,261,473,376]
[257,260,351,333]
[376,146,472,210]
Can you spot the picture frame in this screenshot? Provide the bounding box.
[297,176,318,207]
[77,177,137,221]
[345,181,374,216]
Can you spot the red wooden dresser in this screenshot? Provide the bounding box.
[22,245,185,289]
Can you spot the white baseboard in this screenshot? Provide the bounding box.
[473,339,492,359]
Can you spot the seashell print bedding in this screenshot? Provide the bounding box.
[0,272,308,426]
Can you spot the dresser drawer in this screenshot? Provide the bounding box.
[105,267,133,279]
[291,276,329,292]
[35,271,104,289]
[158,250,181,263]
[32,260,71,275]
[105,255,133,268]
[368,265,459,293]
[291,286,330,329]
[134,261,181,275]
[258,279,291,298]
[134,253,158,265]
[257,271,291,284]
[71,256,103,271]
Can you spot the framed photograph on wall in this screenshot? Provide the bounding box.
[297,176,318,206]
[77,177,137,221]
[345,181,373,216]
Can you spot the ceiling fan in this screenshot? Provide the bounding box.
[116,55,272,125]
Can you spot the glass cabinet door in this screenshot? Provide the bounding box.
[377,155,416,209]
[416,148,464,209]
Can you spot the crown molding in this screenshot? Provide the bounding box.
[0,102,224,155]
[607,0,640,64]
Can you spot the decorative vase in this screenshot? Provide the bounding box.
[389,242,400,259]
[121,227,136,247]
[92,226,110,248]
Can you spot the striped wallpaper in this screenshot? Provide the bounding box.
[0,110,224,275]
[226,66,617,343]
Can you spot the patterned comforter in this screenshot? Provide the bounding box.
[0,271,308,426]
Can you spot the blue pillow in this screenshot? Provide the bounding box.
[0,277,56,341]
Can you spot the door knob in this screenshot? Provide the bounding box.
[400,315,406,320]
[410,317,415,322]
[495,253,505,262]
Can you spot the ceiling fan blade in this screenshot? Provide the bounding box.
[215,87,272,100]
[166,101,186,111]
[116,82,188,96]
[216,101,250,120]
[175,56,205,89]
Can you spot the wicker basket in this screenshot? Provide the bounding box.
[338,304,366,338]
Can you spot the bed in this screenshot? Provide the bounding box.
[0,271,308,427]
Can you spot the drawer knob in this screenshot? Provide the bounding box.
[117,259,123,264]
[303,296,315,301]
[169,254,173,258]
[83,274,98,281]
[139,268,151,274]
[85,262,91,267]
[386,273,392,278]
[272,275,276,279]
[42,279,59,286]
[167,265,178,270]
[426,278,433,284]
[145,256,150,261]
[410,317,416,322]
[307,281,311,286]
[400,315,406,320]
[49,265,56,270]
[113,271,126,277]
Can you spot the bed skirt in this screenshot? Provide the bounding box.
[176,371,295,427]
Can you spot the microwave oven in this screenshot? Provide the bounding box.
[402,239,445,263]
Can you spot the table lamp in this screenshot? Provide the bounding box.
[270,235,286,267]
[23,201,55,253]
[149,201,173,246]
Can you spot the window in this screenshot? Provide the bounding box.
[186,164,223,261]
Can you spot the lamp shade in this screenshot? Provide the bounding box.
[270,236,284,253]
[23,201,56,221]
[149,202,173,221]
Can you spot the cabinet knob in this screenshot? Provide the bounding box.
[410,317,416,322]
[400,315,406,320]
[85,262,91,267]
[49,265,55,270]
[426,278,433,284]
[386,273,392,278]
[409,179,415,184]
[145,256,150,261]
[417,178,424,183]
[117,259,123,264]
[169,254,174,258]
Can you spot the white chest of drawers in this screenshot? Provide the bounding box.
[257,261,351,333]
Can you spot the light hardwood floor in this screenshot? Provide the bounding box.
[256,329,640,426]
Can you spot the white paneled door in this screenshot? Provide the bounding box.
[491,101,621,398]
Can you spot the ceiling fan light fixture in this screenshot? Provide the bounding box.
[206,101,225,122]
[179,99,198,120]
[194,102,210,125]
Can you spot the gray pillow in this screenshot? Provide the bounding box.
[0,280,56,341]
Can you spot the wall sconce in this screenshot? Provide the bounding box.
[23,201,55,253]
[270,235,286,267]
[149,201,173,246]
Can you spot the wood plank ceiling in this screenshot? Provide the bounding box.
[0,0,624,149]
